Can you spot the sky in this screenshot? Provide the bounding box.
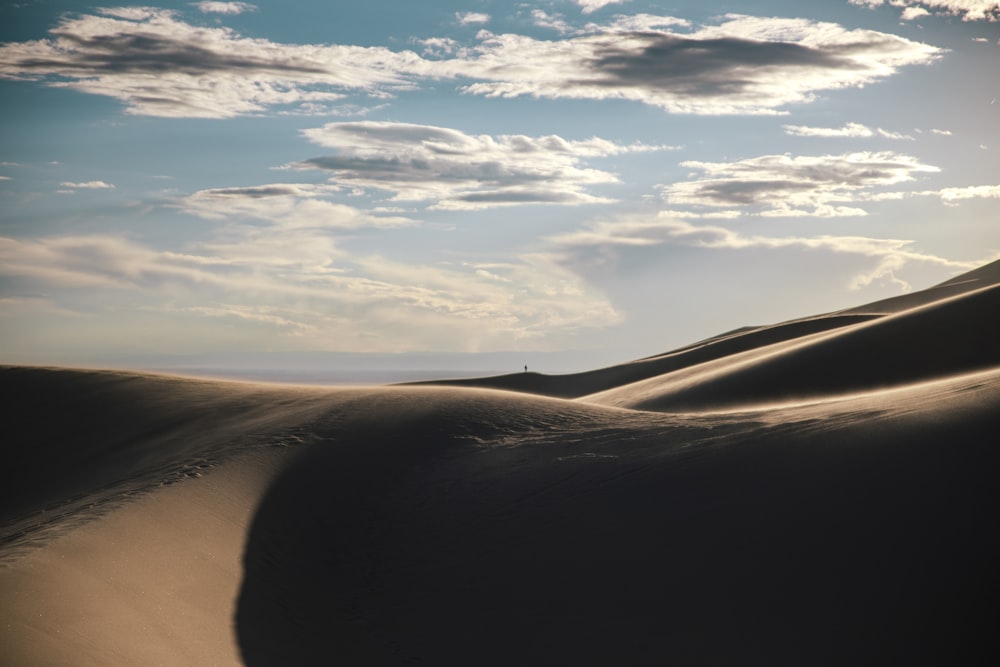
[1,0,998,375]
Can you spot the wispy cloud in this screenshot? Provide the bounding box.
[0,235,222,289]
[905,183,1000,203]
[849,0,1000,22]
[0,7,431,118]
[192,1,257,14]
[546,215,986,290]
[574,0,631,13]
[0,231,619,351]
[449,14,943,115]
[456,12,490,25]
[782,122,913,140]
[661,151,939,217]
[531,10,575,34]
[294,121,674,210]
[59,180,116,189]
[179,183,414,229]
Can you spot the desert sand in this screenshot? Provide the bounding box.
[2,260,999,665]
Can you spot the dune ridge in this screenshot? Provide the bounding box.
[587,281,1000,411]
[2,258,999,666]
[409,258,1000,399]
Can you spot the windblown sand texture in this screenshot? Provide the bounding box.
[2,260,999,665]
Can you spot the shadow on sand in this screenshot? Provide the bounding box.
[236,392,999,666]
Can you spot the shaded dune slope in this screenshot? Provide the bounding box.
[237,370,1000,666]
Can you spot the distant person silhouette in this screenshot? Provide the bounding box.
[524,365,528,373]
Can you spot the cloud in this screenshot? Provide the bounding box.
[931,128,953,135]
[864,182,1000,204]
[0,7,431,118]
[782,122,913,140]
[901,6,932,19]
[449,14,943,115]
[574,0,631,13]
[0,235,222,289]
[531,10,575,34]
[0,180,623,350]
[0,176,10,181]
[917,184,1000,202]
[661,151,939,217]
[184,304,315,335]
[192,1,257,14]
[849,1,1000,22]
[546,215,985,290]
[0,9,944,118]
[294,121,673,210]
[456,12,490,25]
[178,182,415,229]
[0,231,619,352]
[59,180,116,189]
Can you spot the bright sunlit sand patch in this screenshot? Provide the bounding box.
[0,449,289,667]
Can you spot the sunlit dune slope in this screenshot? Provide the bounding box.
[411,258,1000,399]
[587,282,1000,411]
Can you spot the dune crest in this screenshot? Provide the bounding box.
[410,258,1000,401]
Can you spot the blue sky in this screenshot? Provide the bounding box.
[1,0,998,373]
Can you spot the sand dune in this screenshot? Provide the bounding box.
[409,257,1000,399]
[587,282,1000,411]
[2,259,999,665]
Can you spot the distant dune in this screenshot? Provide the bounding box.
[2,259,999,665]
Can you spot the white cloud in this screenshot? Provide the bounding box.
[0,8,432,118]
[931,128,953,135]
[59,180,116,189]
[901,6,932,19]
[849,0,1000,21]
[0,176,10,181]
[531,10,575,34]
[661,151,939,217]
[419,37,460,57]
[448,14,944,115]
[192,1,257,14]
[179,183,415,229]
[295,121,673,210]
[931,184,1000,200]
[574,0,631,13]
[782,122,913,139]
[456,12,490,25]
[546,215,984,290]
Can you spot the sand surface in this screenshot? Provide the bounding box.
[2,260,999,665]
